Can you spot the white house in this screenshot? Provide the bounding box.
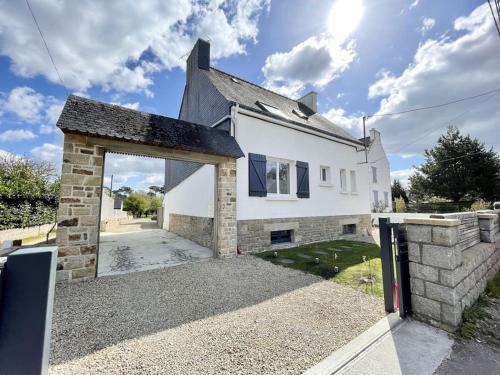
[163,39,392,253]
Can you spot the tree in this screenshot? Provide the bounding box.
[0,154,60,229]
[149,195,162,213]
[408,127,500,202]
[123,192,149,217]
[391,180,409,203]
[148,185,165,196]
[113,186,132,199]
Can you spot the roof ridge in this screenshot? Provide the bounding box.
[210,67,301,104]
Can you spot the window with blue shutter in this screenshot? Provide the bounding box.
[248,153,267,197]
[296,161,310,198]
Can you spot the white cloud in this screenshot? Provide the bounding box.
[103,153,165,190]
[391,168,416,186]
[0,129,37,142]
[409,0,420,10]
[31,143,63,166]
[262,35,356,98]
[1,86,44,122]
[262,0,363,97]
[110,102,140,110]
[0,0,269,95]
[368,4,500,157]
[323,107,361,132]
[420,17,436,35]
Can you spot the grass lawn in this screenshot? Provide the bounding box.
[255,240,383,297]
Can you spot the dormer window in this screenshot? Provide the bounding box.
[293,108,308,119]
[256,101,290,120]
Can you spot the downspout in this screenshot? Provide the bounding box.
[230,103,239,138]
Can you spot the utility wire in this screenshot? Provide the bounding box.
[25,0,69,94]
[488,0,500,37]
[366,88,500,118]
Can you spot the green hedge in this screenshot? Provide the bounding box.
[0,199,57,230]
[405,201,474,214]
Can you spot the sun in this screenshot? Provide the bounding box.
[327,0,364,42]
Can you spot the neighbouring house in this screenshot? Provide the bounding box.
[163,39,392,253]
[360,129,392,212]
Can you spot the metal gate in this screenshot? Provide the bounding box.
[379,217,412,318]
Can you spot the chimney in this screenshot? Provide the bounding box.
[370,128,380,141]
[187,38,210,72]
[298,91,318,113]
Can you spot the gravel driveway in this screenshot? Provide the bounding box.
[50,256,385,374]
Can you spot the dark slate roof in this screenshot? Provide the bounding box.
[358,136,372,145]
[57,95,244,158]
[205,68,363,145]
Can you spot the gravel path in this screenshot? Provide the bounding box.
[50,256,385,374]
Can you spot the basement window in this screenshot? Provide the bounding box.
[342,224,357,235]
[257,101,290,120]
[271,230,293,244]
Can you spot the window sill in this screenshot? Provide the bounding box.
[266,196,299,201]
[319,183,333,187]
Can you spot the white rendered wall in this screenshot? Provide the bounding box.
[367,129,392,212]
[100,190,128,220]
[235,112,371,220]
[162,164,214,229]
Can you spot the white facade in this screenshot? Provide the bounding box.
[366,129,392,212]
[163,108,389,222]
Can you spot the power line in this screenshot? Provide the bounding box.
[25,0,69,94]
[487,0,500,38]
[366,88,500,118]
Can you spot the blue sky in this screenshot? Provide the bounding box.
[0,0,498,191]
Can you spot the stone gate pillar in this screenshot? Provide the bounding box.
[216,158,237,257]
[56,134,104,282]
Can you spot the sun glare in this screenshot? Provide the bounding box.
[327,0,364,42]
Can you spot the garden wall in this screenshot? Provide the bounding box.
[168,213,214,249]
[405,210,500,331]
[0,223,55,244]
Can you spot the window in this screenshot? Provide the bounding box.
[292,108,308,119]
[350,170,357,193]
[271,230,293,244]
[340,169,347,192]
[266,159,290,195]
[384,191,389,207]
[320,166,331,184]
[257,101,290,120]
[372,166,378,183]
[342,224,357,234]
[373,190,379,203]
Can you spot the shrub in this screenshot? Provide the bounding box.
[395,197,406,213]
[469,199,492,212]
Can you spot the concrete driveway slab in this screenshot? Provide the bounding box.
[97,229,213,276]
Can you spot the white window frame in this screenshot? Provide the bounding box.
[350,170,357,193]
[384,191,389,207]
[320,165,331,186]
[266,157,294,198]
[372,166,378,183]
[340,169,347,193]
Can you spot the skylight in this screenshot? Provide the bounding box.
[293,108,308,119]
[230,77,240,84]
[256,101,290,120]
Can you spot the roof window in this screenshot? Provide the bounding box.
[293,108,308,119]
[256,101,290,120]
[230,77,240,84]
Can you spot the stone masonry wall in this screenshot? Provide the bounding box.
[406,211,500,331]
[169,213,214,249]
[238,214,372,254]
[216,158,237,258]
[56,134,104,282]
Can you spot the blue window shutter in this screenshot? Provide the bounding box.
[249,153,267,197]
[296,161,310,198]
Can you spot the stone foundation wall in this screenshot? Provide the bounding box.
[169,213,214,248]
[406,211,500,331]
[237,214,372,254]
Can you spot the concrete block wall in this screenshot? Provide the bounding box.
[169,213,214,249]
[406,211,500,331]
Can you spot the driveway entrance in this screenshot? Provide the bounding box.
[97,219,213,276]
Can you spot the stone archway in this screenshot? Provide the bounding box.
[55,96,242,282]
